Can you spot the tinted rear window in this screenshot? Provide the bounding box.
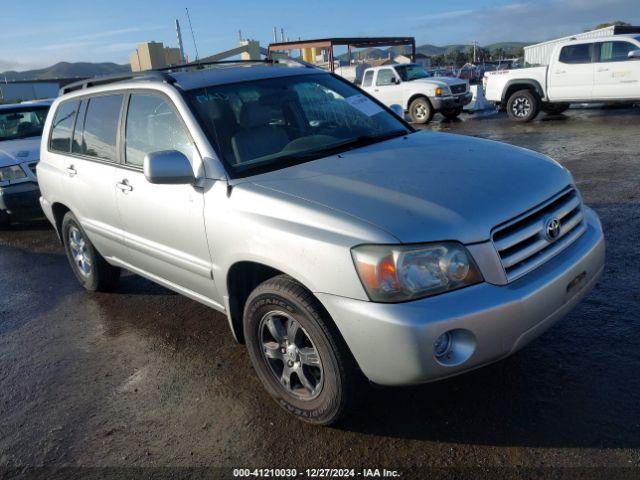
[559,44,593,64]
[76,94,123,162]
[49,101,79,153]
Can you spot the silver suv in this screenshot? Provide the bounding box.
[38,62,605,425]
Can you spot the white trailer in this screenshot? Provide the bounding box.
[525,25,640,66]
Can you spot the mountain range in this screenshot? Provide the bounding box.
[341,42,531,61]
[0,62,130,81]
[0,41,531,81]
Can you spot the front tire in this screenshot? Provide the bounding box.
[243,275,360,425]
[506,89,540,122]
[62,212,120,292]
[408,97,434,124]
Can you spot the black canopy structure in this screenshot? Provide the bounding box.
[268,37,416,72]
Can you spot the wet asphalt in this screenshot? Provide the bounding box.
[1,106,639,479]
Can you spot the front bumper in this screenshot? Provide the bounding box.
[431,92,473,110]
[317,207,605,386]
[0,181,42,219]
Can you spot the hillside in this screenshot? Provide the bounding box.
[0,62,130,81]
[339,41,532,61]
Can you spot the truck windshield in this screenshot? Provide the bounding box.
[188,73,411,177]
[394,64,431,81]
[0,106,49,142]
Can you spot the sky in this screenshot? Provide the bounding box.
[1,0,638,71]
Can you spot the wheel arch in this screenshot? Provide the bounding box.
[407,93,432,111]
[224,260,351,352]
[502,80,545,104]
[51,202,71,243]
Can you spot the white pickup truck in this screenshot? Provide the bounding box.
[485,35,640,122]
[360,64,472,124]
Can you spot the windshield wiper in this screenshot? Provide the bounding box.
[290,129,410,160]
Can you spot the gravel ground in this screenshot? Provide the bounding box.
[1,106,639,480]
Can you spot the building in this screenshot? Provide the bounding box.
[524,25,640,65]
[130,41,182,72]
[394,53,431,68]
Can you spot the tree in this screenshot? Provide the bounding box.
[493,47,506,61]
[594,21,631,29]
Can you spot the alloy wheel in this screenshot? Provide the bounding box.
[512,97,532,118]
[259,310,324,400]
[68,225,92,277]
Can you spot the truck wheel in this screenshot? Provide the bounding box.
[62,212,120,292]
[442,107,463,120]
[542,103,570,115]
[506,89,540,122]
[243,274,361,425]
[408,97,434,124]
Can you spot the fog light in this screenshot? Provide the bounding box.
[434,332,453,358]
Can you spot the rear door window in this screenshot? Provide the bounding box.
[559,44,594,64]
[49,101,80,153]
[75,94,124,162]
[362,70,374,87]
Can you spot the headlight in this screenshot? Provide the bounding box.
[435,87,443,96]
[0,165,27,183]
[351,242,483,302]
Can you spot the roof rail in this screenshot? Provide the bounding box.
[60,71,174,95]
[156,58,275,72]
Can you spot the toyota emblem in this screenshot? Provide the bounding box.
[545,217,561,242]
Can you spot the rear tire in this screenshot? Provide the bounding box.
[441,107,463,120]
[506,89,540,122]
[408,97,434,124]
[542,103,570,115]
[61,212,120,292]
[243,274,362,425]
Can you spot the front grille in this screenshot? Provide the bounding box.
[451,84,467,95]
[492,188,586,282]
[28,162,38,177]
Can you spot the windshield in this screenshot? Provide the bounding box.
[0,106,49,142]
[394,64,431,81]
[188,73,410,176]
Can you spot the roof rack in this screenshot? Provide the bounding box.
[156,58,275,72]
[60,71,173,95]
[58,58,317,96]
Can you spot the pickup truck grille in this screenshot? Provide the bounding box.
[492,188,586,282]
[451,84,467,95]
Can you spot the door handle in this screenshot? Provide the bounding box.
[374,89,379,92]
[116,180,133,192]
[65,165,77,177]
[597,68,609,72]
[555,70,566,74]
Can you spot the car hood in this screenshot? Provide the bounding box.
[0,137,41,168]
[247,131,573,244]
[413,76,466,88]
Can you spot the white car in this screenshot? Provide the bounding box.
[360,64,472,123]
[0,100,52,226]
[484,35,640,121]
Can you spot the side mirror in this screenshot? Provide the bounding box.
[143,150,195,185]
[389,104,405,119]
[628,50,640,60]
[393,77,401,85]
